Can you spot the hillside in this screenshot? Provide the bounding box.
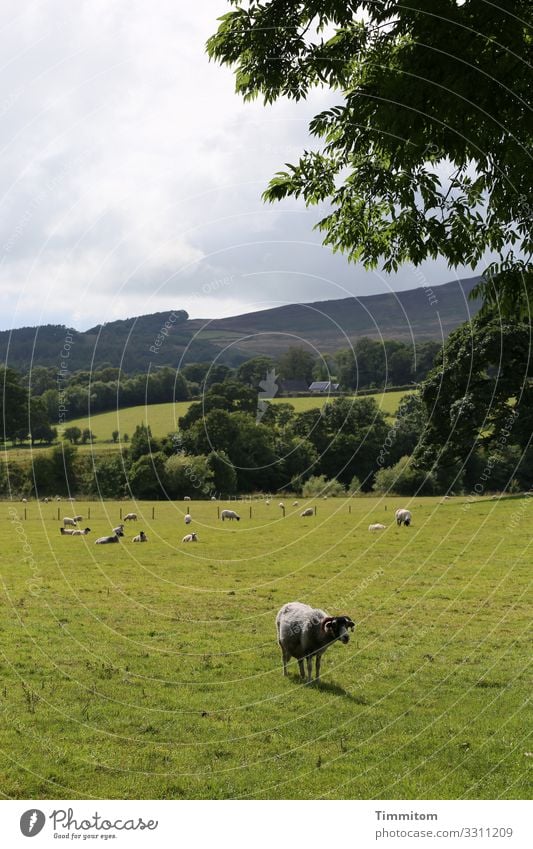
[0,276,481,372]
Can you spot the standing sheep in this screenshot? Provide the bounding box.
[395,508,412,526]
[276,602,355,683]
[300,508,314,517]
[221,509,240,521]
[123,512,137,521]
[63,517,77,527]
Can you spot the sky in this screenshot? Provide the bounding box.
[0,0,490,333]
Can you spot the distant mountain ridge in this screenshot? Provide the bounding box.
[0,276,481,372]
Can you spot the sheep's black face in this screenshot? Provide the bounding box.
[332,616,355,644]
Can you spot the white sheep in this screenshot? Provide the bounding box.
[300,508,314,517]
[276,602,355,683]
[132,531,147,542]
[63,517,77,527]
[123,512,137,521]
[71,527,91,536]
[221,509,240,521]
[369,523,386,531]
[182,532,198,542]
[184,496,191,501]
[72,515,83,522]
[95,534,120,544]
[184,513,192,525]
[293,501,299,506]
[395,508,412,526]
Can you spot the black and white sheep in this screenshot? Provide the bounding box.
[71,527,91,536]
[276,602,355,683]
[132,531,147,542]
[395,508,412,526]
[60,527,90,536]
[182,532,198,542]
[221,509,240,521]
[95,534,120,544]
[113,524,125,537]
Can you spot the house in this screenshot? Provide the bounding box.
[308,381,340,393]
[277,379,309,395]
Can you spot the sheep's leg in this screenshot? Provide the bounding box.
[315,652,322,681]
[298,659,305,680]
[280,646,289,677]
[306,656,313,683]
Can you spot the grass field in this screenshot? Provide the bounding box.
[0,495,530,800]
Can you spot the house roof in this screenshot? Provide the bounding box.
[308,381,340,391]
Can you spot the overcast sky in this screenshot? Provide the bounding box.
[0,0,490,333]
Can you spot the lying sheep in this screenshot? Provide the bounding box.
[71,527,91,536]
[276,602,355,683]
[369,523,386,531]
[395,508,412,526]
[300,508,314,517]
[63,517,77,527]
[182,532,198,542]
[123,512,137,521]
[95,534,120,544]
[184,513,192,525]
[293,501,299,506]
[132,531,147,542]
[113,524,125,537]
[221,509,240,521]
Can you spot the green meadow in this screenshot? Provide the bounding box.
[61,390,409,445]
[0,495,530,799]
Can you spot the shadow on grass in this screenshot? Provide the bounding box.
[288,674,367,703]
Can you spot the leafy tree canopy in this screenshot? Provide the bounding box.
[208,1,532,314]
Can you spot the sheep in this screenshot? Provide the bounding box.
[123,512,137,521]
[265,499,271,506]
[211,496,216,501]
[395,508,412,527]
[184,496,191,501]
[60,528,75,536]
[113,524,125,537]
[184,513,192,525]
[300,508,314,517]
[21,497,27,503]
[71,528,91,536]
[221,509,240,521]
[276,602,355,683]
[293,501,299,507]
[182,532,198,542]
[369,523,386,531]
[132,531,147,542]
[55,496,61,502]
[278,502,284,508]
[95,534,120,544]
[63,517,78,527]
[72,515,83,522]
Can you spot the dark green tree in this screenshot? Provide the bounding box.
[0,367,27,442]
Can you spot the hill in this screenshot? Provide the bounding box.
[0,276,481,372]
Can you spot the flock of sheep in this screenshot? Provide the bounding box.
[54,497,413,685]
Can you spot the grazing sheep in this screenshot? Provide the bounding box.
[395,508,412,527]
[123,512,137,521]
[300,508,314,517]
[182,532,198,542]
[184,513,192,525]
[293,501,299,506]
[21,497,28,503]
[276,602,355,683]
[184,496,191,501]
[221,509,240,521]
[132,531,147,542]
[369,523,386,531]
[71,528,91,536]
[95,534,120,544]
[63,517,78,527]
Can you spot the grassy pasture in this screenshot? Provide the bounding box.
[57,390,409,446]
[0,495,530,800]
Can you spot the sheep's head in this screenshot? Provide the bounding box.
[322,615,356,644]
